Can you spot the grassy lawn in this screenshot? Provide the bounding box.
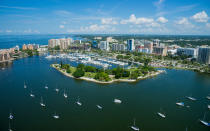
[84,72,96,78]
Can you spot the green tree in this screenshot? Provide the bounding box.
[94,72,110,81]
[73,68,85,78]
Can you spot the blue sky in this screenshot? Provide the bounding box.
[0,0,210,35]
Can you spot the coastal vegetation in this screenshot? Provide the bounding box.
[52,61,159,83]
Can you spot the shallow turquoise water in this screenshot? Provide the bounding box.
[0,56,210,131]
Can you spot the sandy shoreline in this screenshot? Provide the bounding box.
[51,64,165,84]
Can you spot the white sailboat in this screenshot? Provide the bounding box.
[40,97,46,107]
[199,113,210,127]
[176,102,184,107]
[76,97,82,106]
[114,99,122,104]
[157,108,166,118]
[45,85,48,89]
[8,112,13,120]
[63,89,67,98]
[24,82,27,89]
[96,105,102,109]
[30,90,35,98]
[130,119,139,131]
[55,88,59,93]
[53,112,59,119]
[8,121,12,131]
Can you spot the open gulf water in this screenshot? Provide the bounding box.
[0,35,210,131]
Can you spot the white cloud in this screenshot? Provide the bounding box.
[6,30,12,33]
[59,25,65,29]
[0,5,37,10]
[101,18,118,25]
[62,21,67,24]
[176,17,190,25]
[67,24,116,33]
[120,14,154,25]
[206,23,210,28]
[153,0,165,10]
[191,11,208,23]
[54,10,72,17]
[157,17,168,23]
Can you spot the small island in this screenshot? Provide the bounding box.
[51,62,164,84]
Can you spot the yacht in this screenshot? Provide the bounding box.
[130,119,139,131]
[208,105,210,110]
[53,112,59,119]
[76,97,82,106]
[207,96,210,100]
[114,99,122,104]
[157,112,166,118]
[96,105,102,109]
[176,102,184,107]
[199,113,210,127]
[63,90,68,98]
[40,97,46,107]
[8,112,13,120]
[186,96,196,101]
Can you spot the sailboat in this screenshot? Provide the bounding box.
[53,112,59,119]
[157,108,166,118]
[30,90,35,98]
[45,85,48,89]
[130,119,139,131]
[199,113,210,127]
[114,99,122,104]
[96,105,102,109]
[186,96,196,101]
[40,97,46,107]
[76,97,82,106]
[176,102,184,107]
[24,82,27,89]
[63,89,67,98]
[8,121,12,131]
[8,112,13,120]
[55,88,59,93]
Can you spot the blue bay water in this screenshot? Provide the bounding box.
[0,35,210,131]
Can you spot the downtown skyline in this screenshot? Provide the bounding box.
[0,0,210,35]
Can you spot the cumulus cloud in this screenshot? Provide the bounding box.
[206,23,210,28]
[153,0,165,10]
[67,24,116,33]
[175,17,194,29]
[101,18,118,25]
[59,25,65,29]
[6,30,12,33]
[157,17,168,23]
[120,14,154,25]
[191,11,208,23]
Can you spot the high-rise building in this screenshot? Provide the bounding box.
[127,39,135,51]
[112,43,125,51]
[153,39,160,47]
[99,41,109,51]
[22,44,27,50]
[153,46,168,56]
[177,48,198,58]
[48,38,71,50]
[197,47,210,64]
